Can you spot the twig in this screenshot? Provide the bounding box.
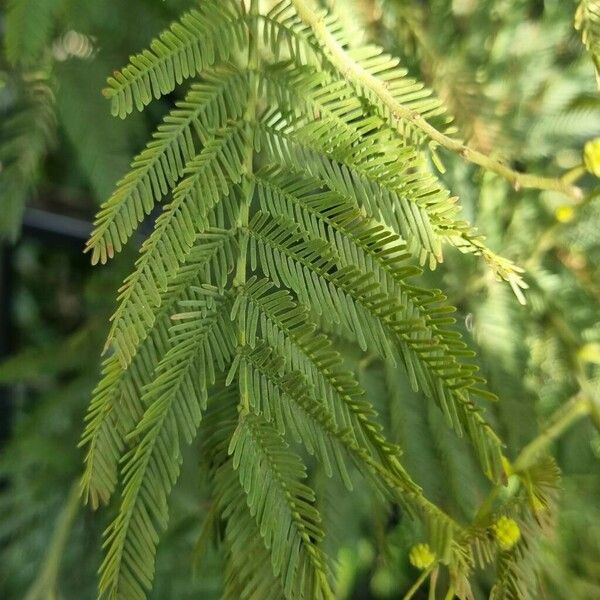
[291,0,584,201]
[403,566,434,600]
[443,584,456,600]
[513,395,591,472]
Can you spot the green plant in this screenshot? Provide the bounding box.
[75,1,598,599]
[1,0,599,599]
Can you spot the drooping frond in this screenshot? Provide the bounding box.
[219,461,288,600]
[78,1,543,598]
[80,228,237,508]
[245,210,503,479]
[256,107,445,264]
[98,292,234,599]
[91,0,524,292]
[228,414,333,600]
[79,354,142,509]
[256,98,525,292]
[104,127,246,366]
[201,394,295,600]
[231,341,427,511]
[87,67,249,265]
[233,277,402,470]
[101,1,248,118]
[256,172,506,472]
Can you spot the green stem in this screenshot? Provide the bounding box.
[291,0,583,200]
[403,566,434,600]
[234,0,260,288]
[561,164,587,185]
[234,0,260,414]
[443,584,455,600]
[513,395,591,472]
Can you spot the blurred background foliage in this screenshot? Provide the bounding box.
[0,0,599,598]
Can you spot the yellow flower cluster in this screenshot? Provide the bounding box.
[555,205,575,223]
[409,543,436,570]
[493,516,521,551]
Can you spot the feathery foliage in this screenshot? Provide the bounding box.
[71,0,600,598]
[0,0,594,599]
[75,0,539,597]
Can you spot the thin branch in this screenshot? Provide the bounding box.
[403,566,434,600]
[235,0,261,414]
[443,584,456,600]
[513,395,591,472]
[291,0,584,201]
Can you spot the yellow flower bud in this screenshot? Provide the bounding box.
[555,205,574,223]
[409,543,436,570]
[493,516,521,551]
[584,139,600,177]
